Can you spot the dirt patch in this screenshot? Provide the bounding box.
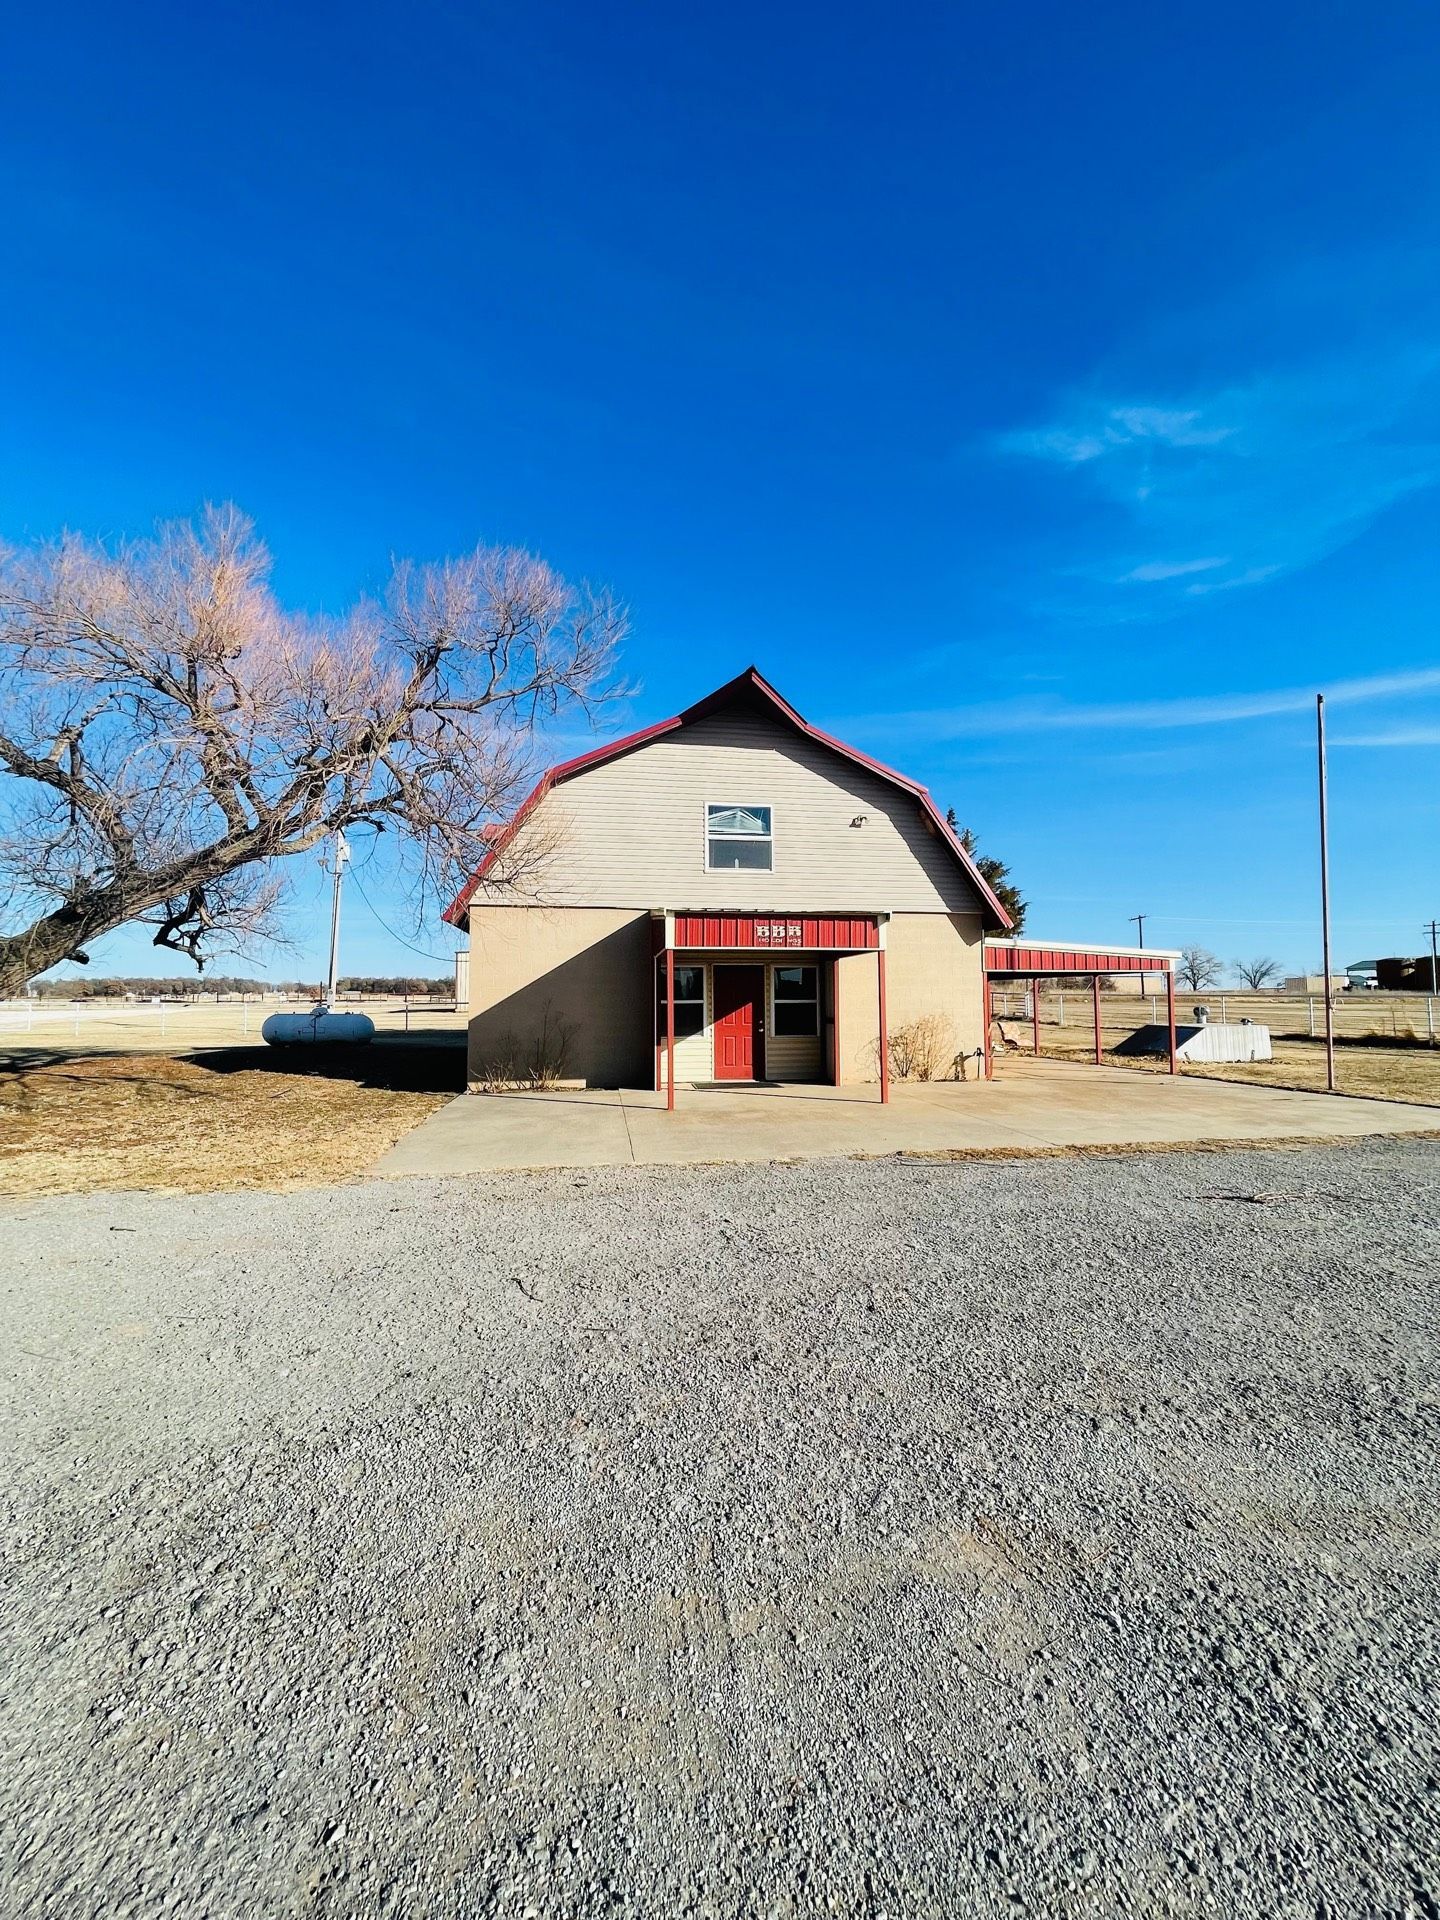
[0,1052,449,1197]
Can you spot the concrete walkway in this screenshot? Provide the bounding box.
[367,1057,1440,1176]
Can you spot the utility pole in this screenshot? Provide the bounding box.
[324,831,350,1007]
[1129,913,1146,993]
[1316,696,1336,1092]
[1427,920,1439,996]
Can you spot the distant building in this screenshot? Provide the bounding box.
[1283,973,1348,995]
[1376,956,1440,992]
[1344,960,1379,990]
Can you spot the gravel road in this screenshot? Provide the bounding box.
[3,1141,1439,1917]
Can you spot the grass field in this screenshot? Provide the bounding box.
[990,984,1440,1043]
[1029,1020,1440,1106]
[0,997,467,1056]
[0,1041,460,1198]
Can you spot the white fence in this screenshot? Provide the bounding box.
[0,995,467,1049]
[991,986,1439,1043]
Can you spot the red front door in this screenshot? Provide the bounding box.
[713,966,763,1080]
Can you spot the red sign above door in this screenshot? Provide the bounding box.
[670,914,879,951]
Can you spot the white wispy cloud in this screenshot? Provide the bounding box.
[830,666,1440,745]
[997,312,1440,610]
[1331,727,1440,748]
[1119,556,1227,583]
[1009,406,1237,466]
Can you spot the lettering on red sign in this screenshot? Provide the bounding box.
[754,919,803,947]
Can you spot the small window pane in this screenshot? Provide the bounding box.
[658,964,705,1039]
[773,966,817,1000]
[773,1000,818,1036]
[707,805,771,836]
[708,836,772,871]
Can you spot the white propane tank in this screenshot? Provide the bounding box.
[262,1006,376,1046]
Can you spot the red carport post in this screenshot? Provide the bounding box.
[1166,967,1178,1075]
[982,974,994,1080]
[665,944,677,1111]
[1092,975,1102,1065]
[877,947,890,1104]
[1032,979,1041,1055]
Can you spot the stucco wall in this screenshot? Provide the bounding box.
[466,906,652,1089]
[467,907,984,1091]
[835,913,984,1083]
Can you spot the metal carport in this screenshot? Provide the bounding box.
[983,939,1181,1078]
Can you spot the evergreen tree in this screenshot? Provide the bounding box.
[946,807,1027,932]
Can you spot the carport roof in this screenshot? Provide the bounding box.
[985,938,1180,976]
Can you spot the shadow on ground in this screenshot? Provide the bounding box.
[192,1035,466,1095]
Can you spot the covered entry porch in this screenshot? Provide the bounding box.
[653,910,895,1108]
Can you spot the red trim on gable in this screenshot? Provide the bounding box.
[443,666,1014,930]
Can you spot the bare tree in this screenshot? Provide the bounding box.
[0,507,625,994]
[1178,945,1224,991]
[1232,955,1282,989]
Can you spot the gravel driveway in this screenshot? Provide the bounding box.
[3,1142,1438,1917]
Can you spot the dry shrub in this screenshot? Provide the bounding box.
[475,1003,577,1091]
[885,1012,956,1082]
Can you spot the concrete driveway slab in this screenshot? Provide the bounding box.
[366,1057,1440,1176]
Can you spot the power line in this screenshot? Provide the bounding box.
[345,861,455,964]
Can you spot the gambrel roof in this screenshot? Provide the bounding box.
[443,666,1014,931]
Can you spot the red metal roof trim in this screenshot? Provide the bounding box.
[985,944,1176,976]
[443,666,1013,930]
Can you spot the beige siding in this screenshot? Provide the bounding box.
[765,1031,823,1080]
[466,906,653,1088]
[478,705,985,915]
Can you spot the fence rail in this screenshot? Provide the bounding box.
[991,986,1439,1042]
[0,997,468,1048]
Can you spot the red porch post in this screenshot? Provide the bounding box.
[1092,976,1102,1065]
[877,948,890,1104]
[1166,967,1178,1076]
[1032,978,1040,1055]
[831,957,842,1087]
[982,974,994,1080]
[665,944,677,1111]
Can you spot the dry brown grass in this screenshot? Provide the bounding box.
[1180,1042,1440,1106]
[1032,1022,1440,1107]
[0,1053,449,1198]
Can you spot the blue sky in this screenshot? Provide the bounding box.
[3,1,1437,982]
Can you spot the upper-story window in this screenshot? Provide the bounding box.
[706,803,773,871]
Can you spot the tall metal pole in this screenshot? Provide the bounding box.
[1427,920,1439,996]
[325,831,349,1007]
[1316,697,1336,1093]
[1129,913,1146,993]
